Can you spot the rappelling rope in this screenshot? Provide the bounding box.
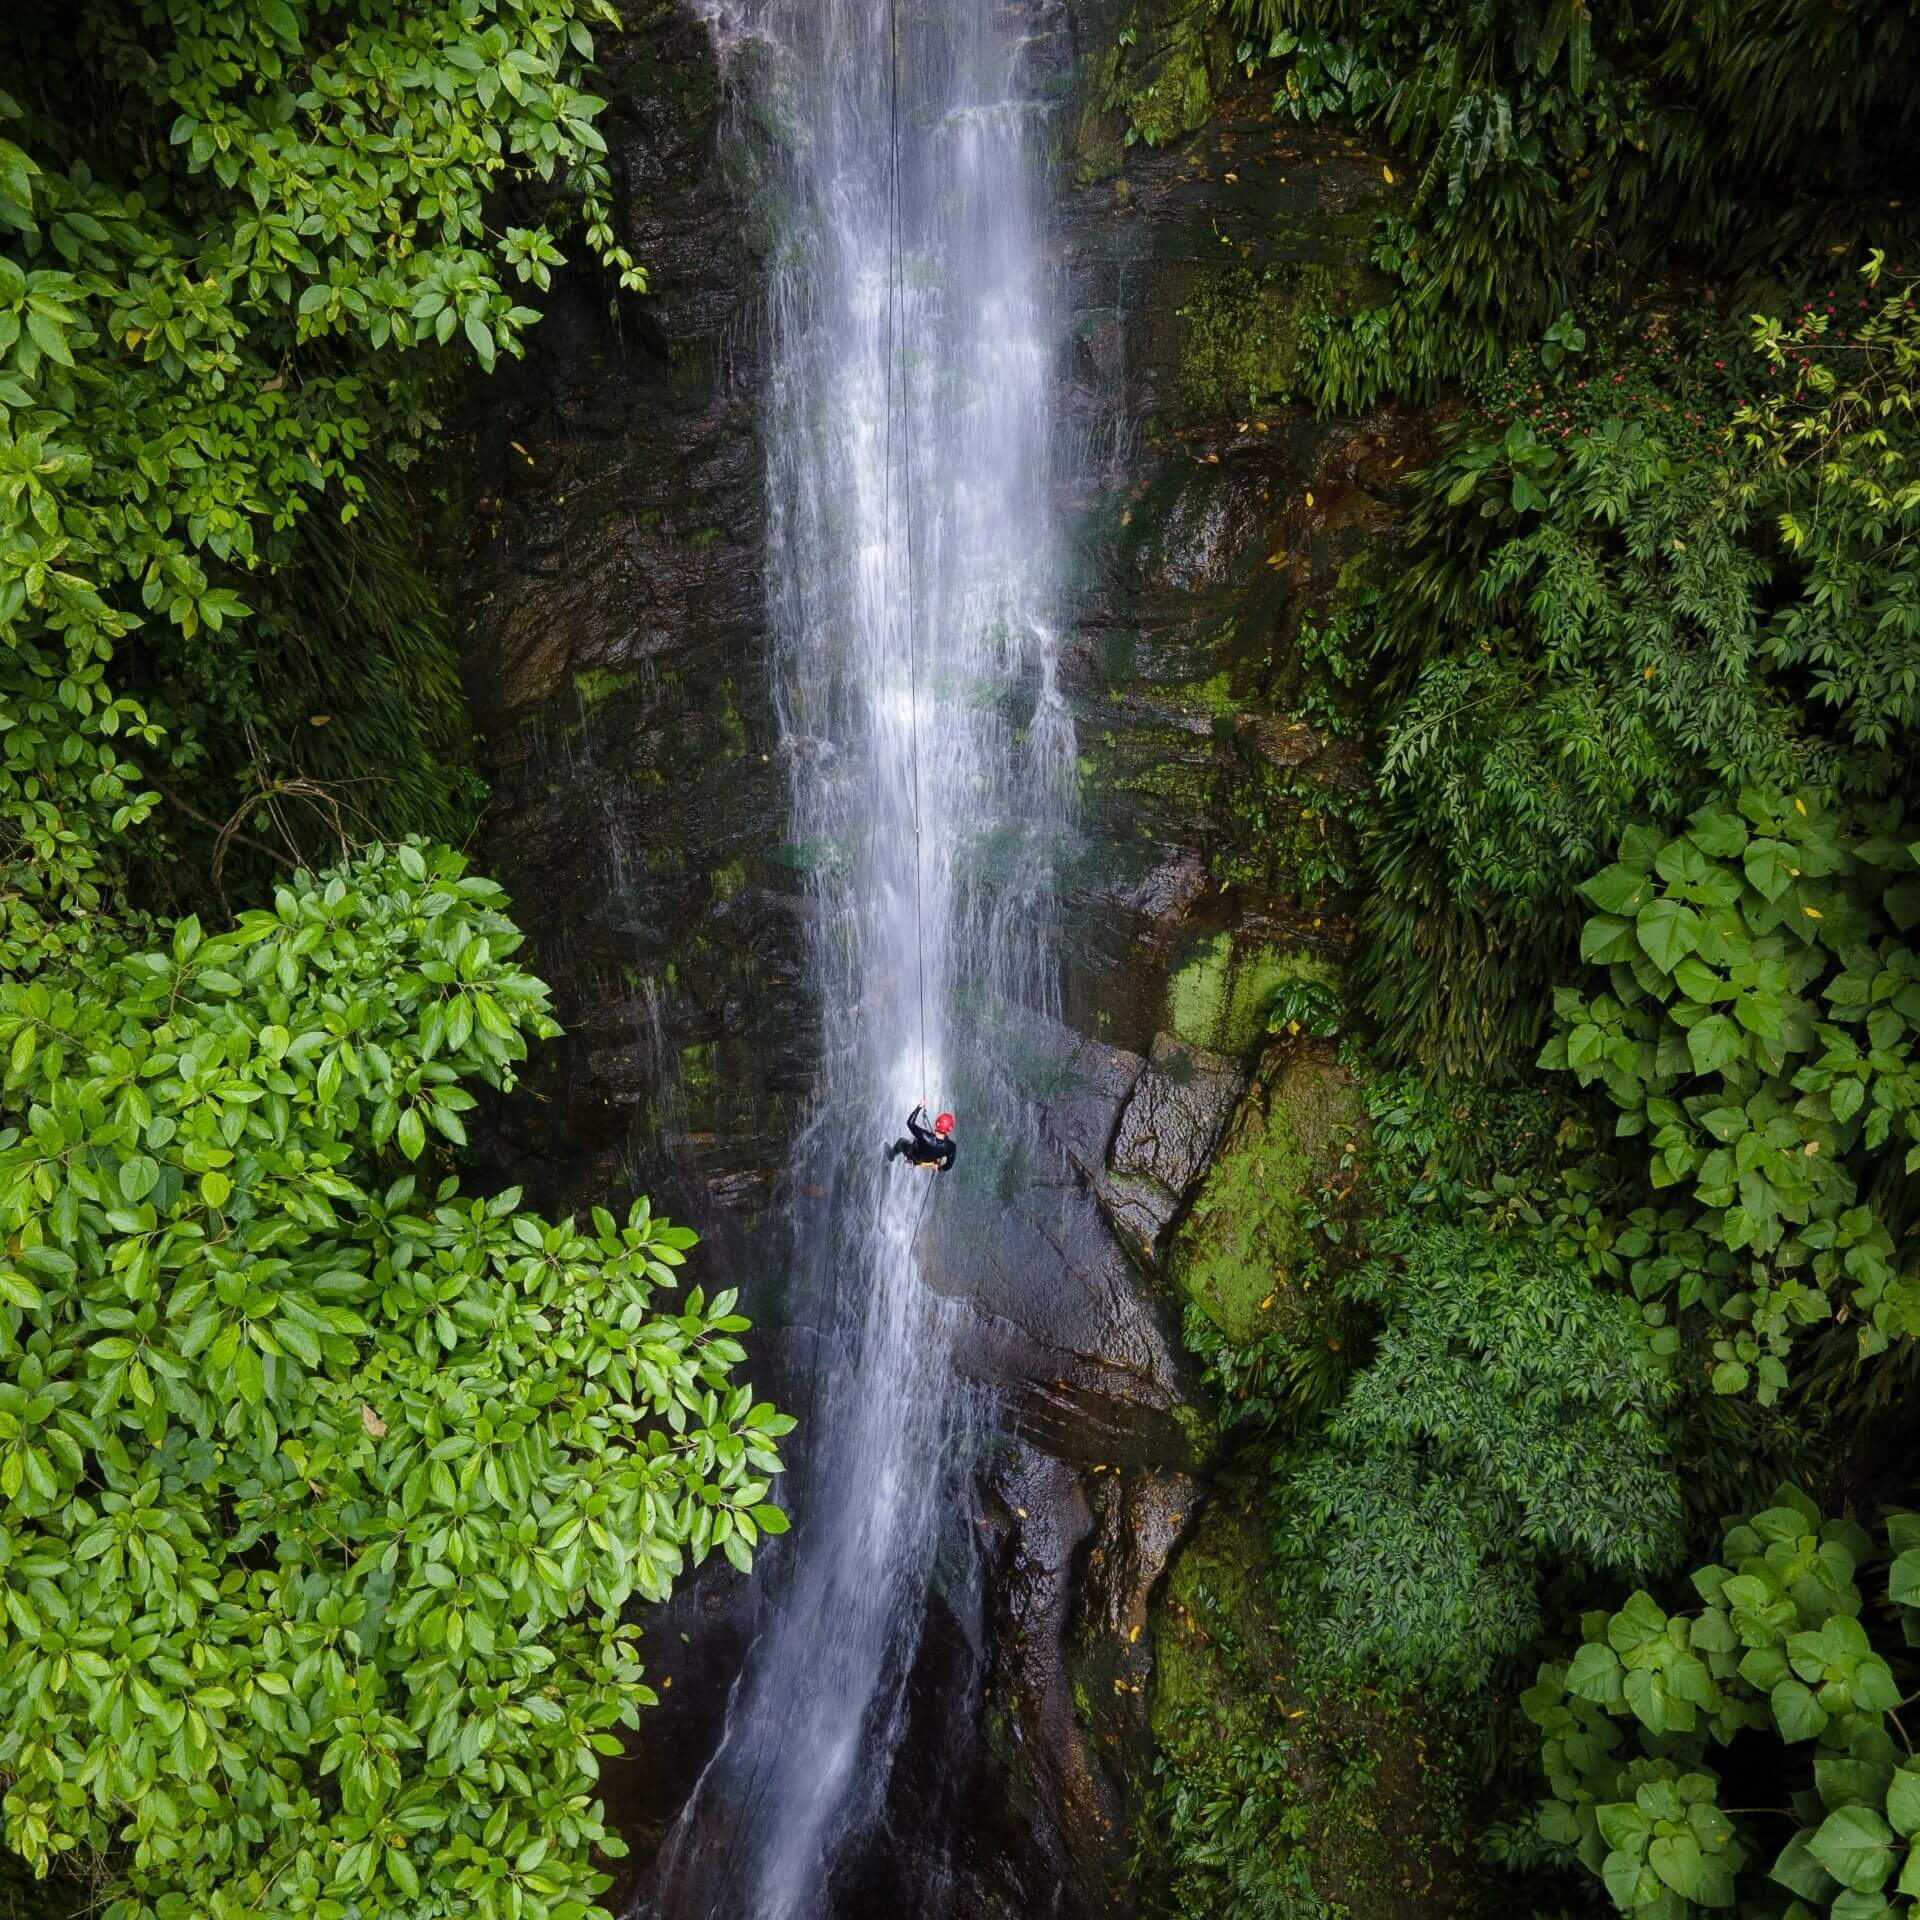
[885,0,930,1097]
[908,1169,936,1255]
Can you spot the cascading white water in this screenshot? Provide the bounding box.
[642,1,1070,1914]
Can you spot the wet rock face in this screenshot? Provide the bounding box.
[456,5,801,1235]
[1101,1032,1245,1268]
[905,1444,1198,1920]
[1052,36,1438,1062]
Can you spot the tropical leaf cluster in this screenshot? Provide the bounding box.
[0,7,793,1914]
[1268,1214,1683,1692]
[1526,1487,1920,1919]
[0,843,791,1918]
[1218,0,1920,409]
[0,0,640,966]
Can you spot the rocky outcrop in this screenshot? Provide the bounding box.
[1101,1032,1245,1267]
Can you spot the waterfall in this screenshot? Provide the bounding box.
[641,0,1070,1913]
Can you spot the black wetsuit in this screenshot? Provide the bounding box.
[886,1104,955,1171]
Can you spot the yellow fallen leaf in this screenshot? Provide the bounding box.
[1259,1294,1275,1311]
[1643,663,1656,681]
[1804,906,1823,920]
[511,440,529,455]
[663,1676,672,1688]
[310,713,332,726]
[1305,490,1315,507]
[1383,164,1395,184]
[1016,1507,1028,1518]
[1225,171,1240,184]
[1204,452,1220,464]
[1130,1625,1141,1644]
[1804,1140,1821,1156]
[1794,797,1808,816]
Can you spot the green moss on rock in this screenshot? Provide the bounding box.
[1179,261,1375,422]
[1166,934,1337,1055]
[1169,1042,1362,1349]
[1140,1486,1471,1919]
[1169,1083,1307,1345]
[571,665,638,712]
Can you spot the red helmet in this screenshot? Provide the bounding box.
[933,1112,955,1136]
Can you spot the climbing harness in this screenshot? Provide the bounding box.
[884,0,929,1096]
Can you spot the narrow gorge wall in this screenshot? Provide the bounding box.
[455,3,1446,1912]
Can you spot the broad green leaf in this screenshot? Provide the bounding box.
[1809,1806,1896,1891]
[1745,838,1796,902]
[1688,810,1749,859]
[1636,897,1701,974]
[1887,1768,1920,1837]
[1773,1828,1838,1900]
[1687,1014,1743,1076]
[1772,1678,1829,1742]
[1583,863,1655,916]
[1649,1831,1704,1900]
[1889,1549,1920,1608]
[1580,914,1635,964]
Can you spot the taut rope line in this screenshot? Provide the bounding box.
[885,0,929,1095]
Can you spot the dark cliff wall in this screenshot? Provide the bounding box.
[456,3,800,1248]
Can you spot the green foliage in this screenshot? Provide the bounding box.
[0,0,639,965]
[1147,1726,1321,1920]
[1270,1220,1683,1689]
[1354,264,1920,1079]
[1525,1487,1920,1920]
[0,842,790,1917]
[1542,790,1920,1401]
[1140,1490,1466,1920]
[1220,0,1920,408]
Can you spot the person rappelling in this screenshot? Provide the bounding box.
[885,1102,955,1172]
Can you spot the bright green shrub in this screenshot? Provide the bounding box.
[1525,1486,1920,1920]
[0,842,790,1917]
[1542,790,1920,1401]
[1269,1221,1682,1689]
[1354,260,1920,1079]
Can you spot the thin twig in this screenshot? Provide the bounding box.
[152,779,297,871]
